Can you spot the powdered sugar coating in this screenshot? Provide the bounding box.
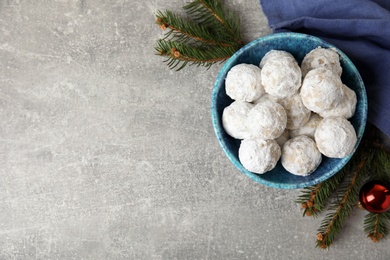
[239,138,281,174]
[279,94,311,130]
[259,50,295,68]
[300,68,344,113]
[246,99,287,140]
[290,113,323,139]
[281,135,322,176]
[225,63,265,102]
[319,84,357,119]
[252,93,281,105]
[301,47,342,77]
[261,57,302,98]
[222,101,254,139]
[315,116,357,158]
[275,129,289,147]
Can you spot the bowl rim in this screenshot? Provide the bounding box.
[211,32,368,189]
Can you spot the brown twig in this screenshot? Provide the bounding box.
[302,184,322,216]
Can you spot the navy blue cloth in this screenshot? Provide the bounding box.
[260,0,390,137]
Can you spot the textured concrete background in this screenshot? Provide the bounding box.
[0,0,389,259]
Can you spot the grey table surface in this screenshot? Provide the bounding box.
[0,0,389,259]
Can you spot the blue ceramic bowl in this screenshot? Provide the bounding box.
[211,32,367,189]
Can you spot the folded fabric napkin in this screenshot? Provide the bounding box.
[260,0,390,137]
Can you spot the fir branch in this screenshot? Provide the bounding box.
[364,211,390,242]
[155,39,236,70]
[183,0,243,44]
[155,10,238,47]
[155,0,243,70]
[361,133,390,243]
[370,142,390,182]
[296,167,347,217]
[316,150,373,249]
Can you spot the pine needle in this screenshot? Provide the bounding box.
[183,0,242,44]
[364,211,390,242]
[155,0,243,70]
[155,39,237,70]
[155,10,238,47]
[315,146,373,249]
[360,129,390,243]
[371,141,390,182]
[296,167,347,218]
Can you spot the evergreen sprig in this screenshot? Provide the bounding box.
[183,0,242,44]
[364,211,390,242]
[370,140,390,182]
[315,149,372,249]
[155,0,243,70]
[297,124,390,249]
[156,10,234,47]
[155,39,237,70]
[296,167,347,217]
[362,134,390,242]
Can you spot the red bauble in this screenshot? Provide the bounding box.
[359,180,390,213]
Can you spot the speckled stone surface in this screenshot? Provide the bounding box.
[0,0,389,259]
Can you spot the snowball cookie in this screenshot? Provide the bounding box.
[281,135,322,176]
[222,101,254,139]
[318,84,357,119]
[261,56,302,98]
[252,93,281,105]
[225,63,265,102]
[239,138,281,174]
[290,113,323,139]
[275,129,289,147]
[259,50,295,68]
[279,94,311,130]
[246,99,287,139]
[300,67,344,113]
[301,47,342,77]
[315,116,357,158]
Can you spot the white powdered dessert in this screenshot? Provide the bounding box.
[275,129,290,148]
[259,50,295,68]
[252,93,281,105]
[300,67,344,113]
[318,84,357,119]
[314,116,357,158]
[301,47,342,77]
[222,100,254,139]
[281,135,322,176]
[239,138,281,174]
[260,56,302,98]
[289,113,323,139]
[246,99,287,140]
[279,94,311,130]
[225,63,265,102]
[222,47,359,177]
